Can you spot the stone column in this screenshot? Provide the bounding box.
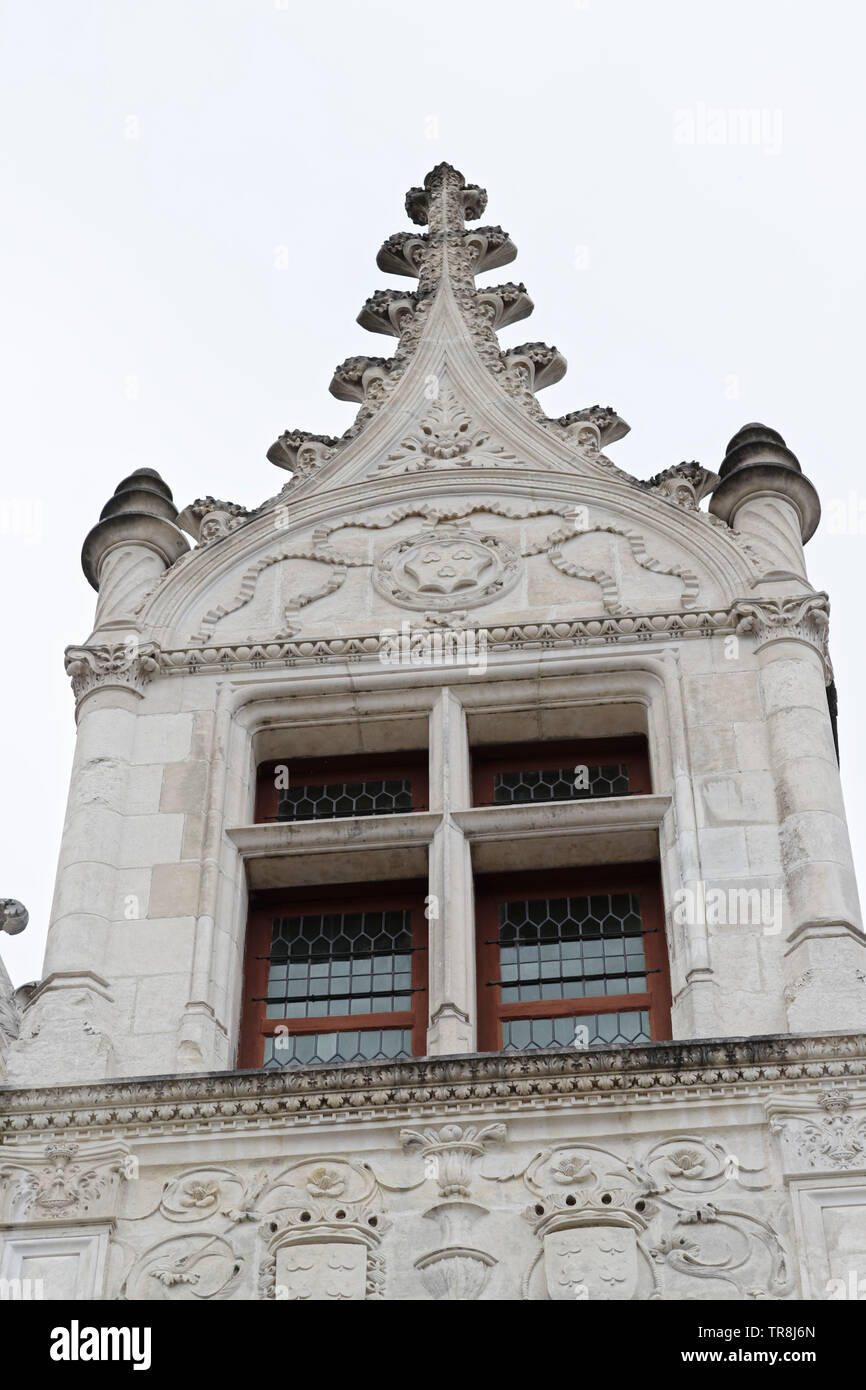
[426,688,475,1055]
[6,470,187,1084]
[735,595,866,1032]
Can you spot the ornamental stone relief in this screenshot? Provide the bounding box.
[185,498,704,645]
[0,1141,133,1223]
[368,383,519,477]
[516,1137,791,1301]
[0,1121,801,1302]
[372,523,521,612]
[770,1087,866,1174]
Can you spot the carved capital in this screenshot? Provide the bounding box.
[64,641,161,703]
[769,1086,866,1173]
[0,1139,133,1222]
[733,593,831,672]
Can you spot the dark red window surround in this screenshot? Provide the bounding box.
[475,864,671,1054]
[239,879,428,1069]
[255,752,429,824]
[241,741,667,1067]
[471,736,650,807]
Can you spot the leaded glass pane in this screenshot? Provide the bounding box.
[263,1028,412,1068]
[265,910,413,1019]
[276,779,413,822]
[497,893,646,1002]
[501,1010,650,1051]
[493,764,629,805]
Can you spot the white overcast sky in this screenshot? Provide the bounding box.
[1,0,864,986]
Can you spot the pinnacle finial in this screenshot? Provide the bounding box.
[404,164,487,228]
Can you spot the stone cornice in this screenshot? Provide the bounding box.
[2,1033,866,1141]
[152,608,736,679]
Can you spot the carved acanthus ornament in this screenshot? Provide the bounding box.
[643,461,720,511]
[770,1087,866,1173]
[178,497,252,546]
[733,593,832,676]
[369,382,519,476]
[65,641,161,702]
[0,1140,133,1222]
[266,429,341,484]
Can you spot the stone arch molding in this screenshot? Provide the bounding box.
[188,500,703,644]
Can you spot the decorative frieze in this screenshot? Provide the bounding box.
[3,1033,866,1141]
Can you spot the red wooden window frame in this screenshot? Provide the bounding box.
[239,878,429,1069]
[255,751,430,823]
[471,736,650,807]
[475,863,671,1053]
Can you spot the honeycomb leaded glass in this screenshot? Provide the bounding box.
[497,893,646,1002]
[265,910,413,1019]
[493,764,629,805]
[275,778,413,822]
[262,1027,412,1068]
[502,1010,650,1051]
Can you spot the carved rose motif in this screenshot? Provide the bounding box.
[663,1150,706,1180]
[550,1155,595,1186]
[179,1179,220,1210]
[306,1167,347,1198]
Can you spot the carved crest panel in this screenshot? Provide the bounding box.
[372,523,521,612]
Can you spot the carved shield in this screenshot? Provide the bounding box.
[275,1241,367,1301]
[543,1225,638,1301]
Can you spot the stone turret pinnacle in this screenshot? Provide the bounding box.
[268,163,629,484]
[709,422,820,580]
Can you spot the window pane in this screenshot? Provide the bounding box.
[266,908,412,1019]
[262,1028,413,1068]
[275,779,414,821]
[496,893,645,1001]
[501,1010,650,1051]
[493,764,629,805]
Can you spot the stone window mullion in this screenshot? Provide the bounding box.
[426,687,476,1055]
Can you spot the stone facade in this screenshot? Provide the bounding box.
[1,163,864,1301]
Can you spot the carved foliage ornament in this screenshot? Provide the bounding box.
[0,1141,133,1223]
[734,593,832,677]
[369,383,519,477]
[770,1086,866,1172]
[65,642,160,702]
[520,1138,790,1301]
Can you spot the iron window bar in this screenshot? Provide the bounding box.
[257,945,426,964]
[485,928,658,945]
[254,985,427,1004]
[264,804,429,822]
[486,968,659,988]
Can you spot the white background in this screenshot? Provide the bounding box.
[1,0,863,985]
